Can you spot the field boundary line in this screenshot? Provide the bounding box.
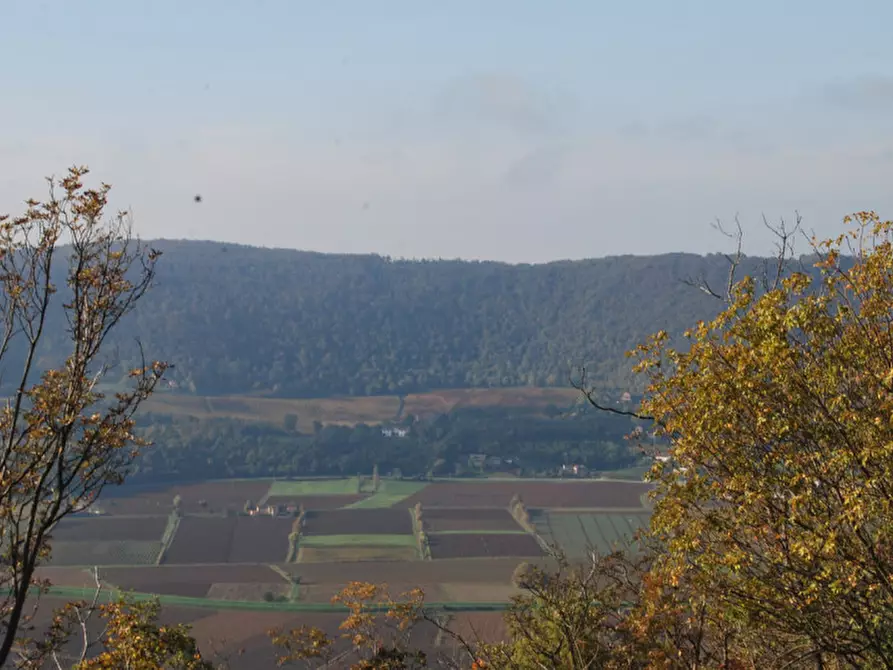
[267,564,301,601]
[533,510,558,556]
[156,510,182,565]
[409,508,427,560]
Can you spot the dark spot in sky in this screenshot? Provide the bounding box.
[362,201,370,210]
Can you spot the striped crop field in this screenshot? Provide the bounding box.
[532,511,650,560]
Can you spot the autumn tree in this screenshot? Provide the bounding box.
[628,211,893,667]
[270,581,427,669]
[0,167,166,665]
[15,594,213,670]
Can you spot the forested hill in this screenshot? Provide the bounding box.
[32,240,776,398]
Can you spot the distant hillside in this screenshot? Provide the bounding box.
[21,240,780,398]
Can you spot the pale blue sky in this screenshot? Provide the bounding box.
[2,1,892,262]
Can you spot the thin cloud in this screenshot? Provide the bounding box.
[432,72,571,138]
[821,75,893,111]
[2,117,892,264]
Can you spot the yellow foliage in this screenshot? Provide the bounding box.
[635,211,893,664]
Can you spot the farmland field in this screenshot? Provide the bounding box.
[403,387,578,417]
[142,393,401,431]
[229,517,294,563]
[403,480,652,508]
[164,516,236,564]
[265,478,363,497]
[99,564,288,598]
[29,473,657,663]
[50,515,168,542]
[422,508,522,532]
[296,545,420,563]
[533,510,651,559]
[440,582,521,603]
[299,534,417,548]
[428,533,545,559]
[101,479,273,515]
[285,557,550,584]
[264,494,366,509]
[34,567,103,589]
[302,509,413,535]
[447,611,509,645]
[346,480,428,508]
[49,540,162,566]
[163,516,296,564]
[206,582,291,601]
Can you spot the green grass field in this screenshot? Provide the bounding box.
[296,545,421,563]
[346,480,428,508]
[299,534,418,548]
[267,478,364,497]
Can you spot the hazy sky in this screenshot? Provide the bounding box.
[2,1,892,262]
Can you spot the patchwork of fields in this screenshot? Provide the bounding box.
[36,475,653,668]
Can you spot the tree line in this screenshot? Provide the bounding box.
[129,403,642,483]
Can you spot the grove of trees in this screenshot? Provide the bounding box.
[129,404,641,482]
[12,240,771,399]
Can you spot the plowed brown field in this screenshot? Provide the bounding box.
[164,516,236,564]
[422,508,521,532]
[428,533,545,559]
[403,480,652,508]
[101,564,285,597]
[229,517,294,563]
[302,509,412,535]
[101,480,273,515]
